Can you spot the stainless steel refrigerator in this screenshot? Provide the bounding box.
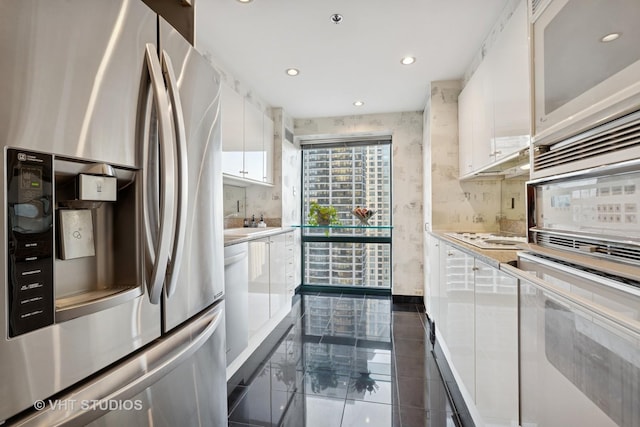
[0,1,226,425]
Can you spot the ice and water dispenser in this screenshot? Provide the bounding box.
[7,149,140,337]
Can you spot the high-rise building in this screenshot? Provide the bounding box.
[302,144,391,288]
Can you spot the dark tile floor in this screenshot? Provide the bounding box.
[227,292,462,427]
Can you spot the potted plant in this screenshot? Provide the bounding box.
[307,201,341,226]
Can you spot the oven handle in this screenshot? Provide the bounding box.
[501,262,640,336]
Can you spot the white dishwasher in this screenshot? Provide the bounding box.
[224,242,249,366]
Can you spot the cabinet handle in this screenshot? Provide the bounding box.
[472,267,479,271]
[447,252,454,256]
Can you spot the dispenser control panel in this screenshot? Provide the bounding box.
[7,149,54,337]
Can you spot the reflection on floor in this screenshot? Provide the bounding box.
[227,292,463,427]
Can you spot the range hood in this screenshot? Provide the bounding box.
[459,147,531,181]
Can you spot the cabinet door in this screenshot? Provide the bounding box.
[243,100,265,182]
[519,278,639,427]
[491,0,530,161]
[443,246,475,400]
[262,115,274,184]
[220,83,245,177]
[284,232,296,297]
[269,234,288,317]
[458,86,474,177]
[474,260,518,426]
[472,61,494,169]
[459,63,493,174]
[426,236,441,323]
[248,238,270,337]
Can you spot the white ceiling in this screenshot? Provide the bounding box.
[196,0,509,119]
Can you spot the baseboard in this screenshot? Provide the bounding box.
[297,284,391,296]
[391,295,424,305]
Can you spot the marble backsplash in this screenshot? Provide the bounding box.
[499,218,527,236]
[224,217,282,229]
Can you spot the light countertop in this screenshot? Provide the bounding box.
[430,231,524,268]
[224,227,295,246]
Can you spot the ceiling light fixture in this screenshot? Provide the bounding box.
[236,0,253,3]
[353,101,364,107]
[330,13,343,24]
[600,32,621,43]
[285,68,299,76]
[401,56,416,65]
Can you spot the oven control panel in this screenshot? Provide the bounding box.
[534,170,640,239]
[6,149,54,337]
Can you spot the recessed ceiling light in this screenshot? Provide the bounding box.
[285,68,299,76]
[236,0,253,3]
[353,101,364,107]
[401,56,416,65]
[601,33,621,43]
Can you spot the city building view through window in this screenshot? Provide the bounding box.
[302,141,392,289]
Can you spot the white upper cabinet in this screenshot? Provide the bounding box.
[490,0,531,161]
[220,82,274,185]
[221,83,245,178]
[458,0,530,178]
[243,100,265,182]
[458,73,475,176]
[262,115,274,184]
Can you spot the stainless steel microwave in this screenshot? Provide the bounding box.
[532,0,640,146]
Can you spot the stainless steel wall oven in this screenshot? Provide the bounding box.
[513,110,640,426]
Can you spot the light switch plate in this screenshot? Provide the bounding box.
[59,210,95,260]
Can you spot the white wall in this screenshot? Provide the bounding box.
[294,112,424,296]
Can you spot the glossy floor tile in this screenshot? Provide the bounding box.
[228,293,462,427]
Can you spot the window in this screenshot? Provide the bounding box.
[301,139,392,289]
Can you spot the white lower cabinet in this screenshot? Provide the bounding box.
[425,235,442,324]
[443,245,476,401]
[284,231,296,298]
[430,236,519,426]
[248,237,271,337]
[268,233,288,317]
[474,259,519,427]
[247,231,295,338]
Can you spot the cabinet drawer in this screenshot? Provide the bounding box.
[285,246,294,258]
[285,232,294,246]
[285,258,295,276]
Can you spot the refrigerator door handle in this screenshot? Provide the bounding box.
[143,44,176,304]
[161,50,188,299]
[11,304,224,427]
